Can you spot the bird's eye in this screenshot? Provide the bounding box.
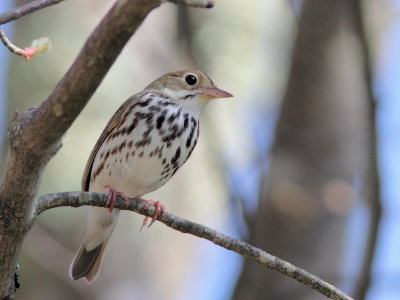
[185,74,197,86]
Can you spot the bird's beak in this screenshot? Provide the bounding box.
[199,88,233,99]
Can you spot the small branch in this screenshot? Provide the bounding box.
[0,29,19,53]
[36,192,353,300]
[0,0,216,26]
[0,29,45,60]
[166,0,215,9]
[0,0,65,25]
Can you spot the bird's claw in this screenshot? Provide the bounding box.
[135,197,166,231]
[104,187,130,214]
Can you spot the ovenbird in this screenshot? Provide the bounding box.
[70,70,232,282]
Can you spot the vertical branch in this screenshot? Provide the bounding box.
[350,0,382,299]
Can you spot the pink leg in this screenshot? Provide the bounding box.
[104,186,130,213]
[134,197,166,231]
[104,187,116,213]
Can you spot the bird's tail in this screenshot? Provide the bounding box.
[70,207,119,283]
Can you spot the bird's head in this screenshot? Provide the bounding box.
[144,70,233,113]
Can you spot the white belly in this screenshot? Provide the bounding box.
[90,101,199,197]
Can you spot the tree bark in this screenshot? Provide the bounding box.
[233,1,371,299]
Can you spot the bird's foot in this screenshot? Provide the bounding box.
[134,197,166,231]
[104,186,130,213]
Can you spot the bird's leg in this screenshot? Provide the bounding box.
[144,201,166,227]
[102,189,165,228]
[104,187,115,213]
[134,197,166,231]
[104,186,130,213]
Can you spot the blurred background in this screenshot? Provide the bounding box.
[0,0,399,299]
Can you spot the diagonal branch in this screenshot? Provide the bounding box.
[23,0,162,153]
[0,0,65,25]
[0,0,158,297]
[36,192,353,300]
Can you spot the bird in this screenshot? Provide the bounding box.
[69,70,233,283]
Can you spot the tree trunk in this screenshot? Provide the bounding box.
[233,1,370,299]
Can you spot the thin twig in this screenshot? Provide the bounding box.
[0,29,19,53]
[36,191,353,300]
[0,0,65,25]
[0,29,36,60]
[0,0,215,26]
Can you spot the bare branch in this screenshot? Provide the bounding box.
[0,29,50,60]
[0,0,65,25]
[0,29,21,54]
[36,192,353,300]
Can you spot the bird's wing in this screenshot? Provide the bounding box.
[81,95,139,191]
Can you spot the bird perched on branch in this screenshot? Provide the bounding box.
[70,70,232,282]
